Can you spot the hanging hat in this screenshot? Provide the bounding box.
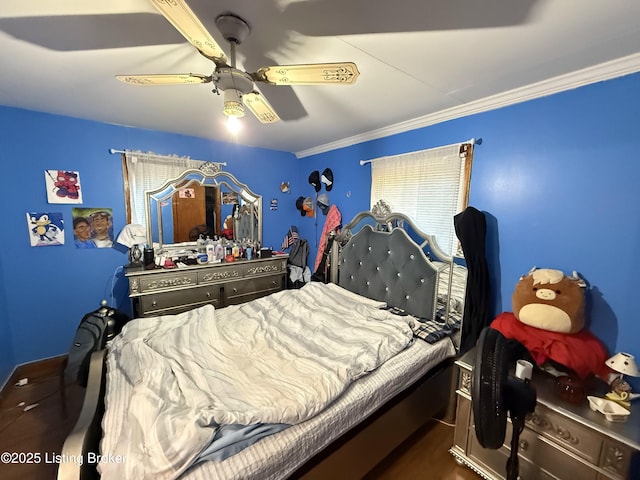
[317,193,330,215]
[295,196,306,217]
[302,197,314,217]
[321,168,334,191]
[308,170,321,192]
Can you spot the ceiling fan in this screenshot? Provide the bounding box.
[116,0,360,124]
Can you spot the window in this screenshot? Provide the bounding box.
[370,141,473,256]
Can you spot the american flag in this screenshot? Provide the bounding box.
[282,226,299,249]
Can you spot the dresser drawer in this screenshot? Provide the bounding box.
[197,265,242,284]
[225,275,284,304]
[140,284,222,314]
[135,271,198,293]
[243,258,286,277]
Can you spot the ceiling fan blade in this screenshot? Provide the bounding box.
[253,62,360,85]
[149,0,228,64]
[116,74,211,85]
[243,92,280,124]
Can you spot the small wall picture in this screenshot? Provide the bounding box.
[179,188,195,198]
[44,170,83,204]
[222,191,239,205]
[26,212,64,247]
[72,208,114,248]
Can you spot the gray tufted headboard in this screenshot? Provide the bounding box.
[329,209,459,326]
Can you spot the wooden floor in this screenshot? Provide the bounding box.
[0,367,480,480]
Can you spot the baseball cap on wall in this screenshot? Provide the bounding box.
[317,193,330,215]
[308,170,321,192]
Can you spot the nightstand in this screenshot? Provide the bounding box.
[450,348,640,479]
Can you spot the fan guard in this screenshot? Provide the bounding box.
[472,327,536,480]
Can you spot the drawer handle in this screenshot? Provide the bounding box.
[272,281,277,285]
[519,440,528,452]
[232,288,238,293]
[206,292,211,298]
[556,426,578,445]
[151,300,157,307]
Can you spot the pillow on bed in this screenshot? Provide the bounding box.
[411,318,460,344]
[382,306,460,344]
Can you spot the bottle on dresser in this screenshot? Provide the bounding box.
[205,236,215,262]
[215,238,225,261]
[197,234,205,254]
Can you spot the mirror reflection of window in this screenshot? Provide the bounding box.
[125,160,262,250]
[122,153,204,226]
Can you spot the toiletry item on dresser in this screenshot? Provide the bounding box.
[143,246,154,268]
[215,241,224,261]
[197,234,205,254]
[205,236,215,262]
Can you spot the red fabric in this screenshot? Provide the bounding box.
[490,312,610,379]
[314,204,341,272]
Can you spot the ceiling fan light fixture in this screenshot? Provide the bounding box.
[226,115,242,134]
[116,5,358,126]
[223,89,245,118]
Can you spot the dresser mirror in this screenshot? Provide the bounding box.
[144,169,262,250]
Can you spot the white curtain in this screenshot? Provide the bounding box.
[124,152,204,225]
[370,142,468,256]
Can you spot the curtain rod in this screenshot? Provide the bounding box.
[359,137,481,166]
[109,148,227,166]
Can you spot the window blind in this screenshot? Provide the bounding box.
[370,143,470,256]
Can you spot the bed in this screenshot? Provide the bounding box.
[58,209,466,480]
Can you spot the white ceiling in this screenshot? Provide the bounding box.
[1,1,640,157]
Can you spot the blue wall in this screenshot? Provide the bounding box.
[303,72,640,365]
[0,107,296,377]
[0,251,13,385]
[2,71,640,388]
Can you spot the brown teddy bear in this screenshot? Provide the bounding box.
[491,267,610,379]
[512,267,586,334]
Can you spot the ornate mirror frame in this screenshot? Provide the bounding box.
[144,169,262,251]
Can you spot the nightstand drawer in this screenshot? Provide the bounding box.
[467,426,559,480]
[512,419,599,480]
[527,405,602,465]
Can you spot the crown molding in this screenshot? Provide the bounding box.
[296,53,640,159]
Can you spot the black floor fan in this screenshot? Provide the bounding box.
[472,327,537,480]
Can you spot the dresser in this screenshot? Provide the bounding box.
[125,255,288,317]
[450,348,640,480]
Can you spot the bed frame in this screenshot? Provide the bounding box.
[57,208,463,480]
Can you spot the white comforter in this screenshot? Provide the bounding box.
[100,282,414,480]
